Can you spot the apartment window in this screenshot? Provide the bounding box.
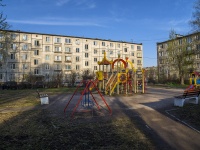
[0,54,2,61]
[65,47,71,53]
[132,59,134,63]
[45,46,50,52]
[0,63,2,69]
[85,44,88,50]
[137,60,141,64]
[117,44,120,48]
[22,44,28,50]
[76,48,80,53]
[10,74,15,81]
[22,54,28,60]
[0,73,2,79]
[94,41,98,45]
[131,52,134,56]
[137,46,141,50]
[34,59,39,65]
[102,50,105,54]
[45,64,50,70]
[65,56,71,61]
[76,65,80,70]
[34,69,39,75]
[34,40,40,46]
[22,35,28,41]
[55,64,61,70]
[124,48,128,52]
[65,65,71,70]
[45,55,50,60]
[93,58,97,62]
[137,53,142,57]
[110,43,113,47]
[85,53,89,58]
[94,66,97,70]
[46,37,50,42]
[10,53,15,59]
[197,54,200,59]
[10,63,16,69]
[55,46,61,52]
[11,44,17,50]
[55,37,61,43]
[65,38,71,43]
[11,34,17,40]
[187,46,191,51]
[94,49,97,54]
[110,51,113,55]
[34,50,39,55]
[75,39,80,45]
[55,56,62,61]
[0,34,3,39]
[85,61,89,66]
[131,45,134,49]
[186,37,192,43]
[22,64,28,70]
[102,42,105,46]
[76,56,80,62]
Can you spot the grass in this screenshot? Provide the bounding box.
[0,88,155,150]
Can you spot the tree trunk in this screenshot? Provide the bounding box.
[180,76,184,85]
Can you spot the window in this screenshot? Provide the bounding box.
[186,37,192,43]
[10,63,15,69]
[65,56,71,61]
[55,46,61,52]
[75,39,80,45]
[22,35,28,41]
[45,55,50,60]
[34,40,40,46]
[110,51,113,55]
[117,44,120,48]
[124,48,128,52]
[76,56,80,62]
[131,52,134,56]
[94,58,97,62]
[94,41,98,45]
[11,44,17,50]
[55,56,62,61]
[55,37,61,43]
[137,46,141,50]
[137,53,142,57]
[94,66,97,70]
[22,64,28,70]
[197,54,200,59]
[102,50,105,54]
[46,37,50,42]
[34,50,39,55]
[34,69,39,75]
[85,53,89,58]
[76,48,80,53]
[55,64,61,70]
[110,43,113,47]
[34,59,39,65]
[65,65,71,70]
[85,44,88,50]
[22,54,28,60]
[0,63,2,69]
[11,34,17,40]
[131,45,134,49]
[85,61,89,66]
[65,38,71,43]
[11,53,15,59]
[22,44,28,50]
[102,42,105,46]
[45,64,50,70]
[65,47,71,53]
[132,59,134,63]
[45,46,50,52]
[0,73,2,79]
[94,49,97,54]
[137,60,141,64]
[76,65,80,70]
[0,34,3,39]
[10,74,15,81]
[0,54,2,61]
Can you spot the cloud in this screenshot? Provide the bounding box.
[56,0,96,9]
[7,18,105,27]
[56,0,71,6]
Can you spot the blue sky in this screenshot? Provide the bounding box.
[2,0,196,67]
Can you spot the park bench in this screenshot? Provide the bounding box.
[36,89,49,105]
[174,89,200,107]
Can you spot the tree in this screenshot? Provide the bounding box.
[190,0,200,32]
[166,30,196,85]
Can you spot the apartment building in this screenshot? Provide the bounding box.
[0,30,143,83]
[157,32,200,82]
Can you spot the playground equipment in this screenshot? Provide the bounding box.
[64,80,112,118]
[96,52,146,95]
[189,72,200,89]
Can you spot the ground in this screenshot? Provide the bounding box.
[0,86,200,149]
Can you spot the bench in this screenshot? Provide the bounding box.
[174,89,200,107]
[36,90,49,105]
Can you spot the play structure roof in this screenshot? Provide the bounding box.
[98,52,112,65]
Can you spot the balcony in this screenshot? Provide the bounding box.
[65,60,72,63]
[54,60,62,62]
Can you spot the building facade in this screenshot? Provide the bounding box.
[0,30,143,83]
[157,32,200,82]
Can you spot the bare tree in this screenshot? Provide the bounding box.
[190,0,200,32]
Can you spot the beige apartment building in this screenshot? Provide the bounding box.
[0,30,143,83]
[157,32,200,82]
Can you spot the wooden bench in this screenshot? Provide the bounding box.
[174,89,200,107]
[36,90,49,105]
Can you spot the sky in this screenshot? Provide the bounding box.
[1,0,197,67]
